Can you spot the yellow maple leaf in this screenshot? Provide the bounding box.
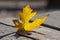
[13,5,48,32]
[24,16,48,31]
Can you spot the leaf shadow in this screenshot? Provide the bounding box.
[13,32,39,40]
[0,32,39,40]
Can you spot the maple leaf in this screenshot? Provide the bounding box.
[13,5,48,32]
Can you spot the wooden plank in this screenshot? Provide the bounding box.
[0,17,60,40]
[0,24,60,40]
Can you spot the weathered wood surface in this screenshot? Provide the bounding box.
[0,15,60,40]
